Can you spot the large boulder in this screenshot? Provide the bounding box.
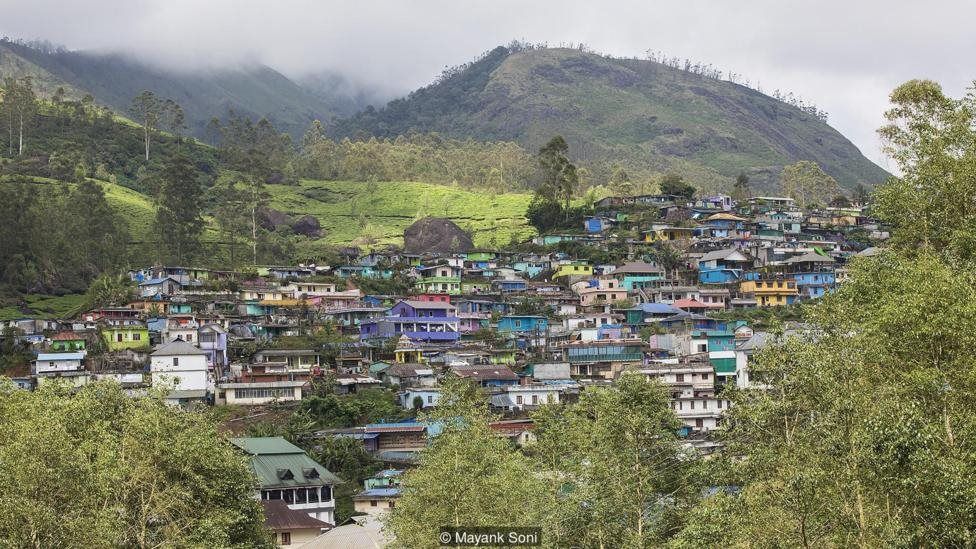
[403,217,474,254]
[258,206,292,231]
[291,215,322,237]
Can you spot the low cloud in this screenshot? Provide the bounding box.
[2,0,973,168]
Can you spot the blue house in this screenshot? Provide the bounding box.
[497,315,549,334]
[584,216,613,234]
[782,252,837,299]
[492,278,528,293]
[360,300,460,343]
[698,248,754,284]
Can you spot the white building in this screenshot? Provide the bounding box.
[217,380,307,405]
[150,340,209,404]
[399,387,441,409]
[490,384,567,411]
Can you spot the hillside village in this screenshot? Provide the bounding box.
[6,189,882,545]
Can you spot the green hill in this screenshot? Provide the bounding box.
[267,180,535,254]
[0,40,364,139]
[336,46,890,192]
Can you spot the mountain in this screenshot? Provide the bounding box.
[0,40,366,139]
[335,46,890,192]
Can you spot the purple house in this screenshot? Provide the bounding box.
[360,300,460,343]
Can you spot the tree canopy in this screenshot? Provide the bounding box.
[0,381,270,547]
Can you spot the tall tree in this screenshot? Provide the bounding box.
[778,160,840,209]
[0,381,270,547]
[130,90,162,161]
[155,154,205,264]
[1,76,37,156]
[538,136,579,211]
[731,172,751,203]
[387,377,546,548]
[660,173,696,199]
[532,373,693,547]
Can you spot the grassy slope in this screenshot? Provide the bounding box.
[267,180,535,252]
[337,47,890,193]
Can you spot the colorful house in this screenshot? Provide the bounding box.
[740,278,799,307]
[101,321,150,351]
[497,315,549,334]
[698,248,754,284]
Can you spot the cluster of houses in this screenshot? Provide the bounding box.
[1,192,882,546]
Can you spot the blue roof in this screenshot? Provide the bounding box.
[638,303,681,314]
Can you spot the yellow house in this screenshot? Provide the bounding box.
[553,262,593,279]
[642,226,695,242]
[740,279,799,307]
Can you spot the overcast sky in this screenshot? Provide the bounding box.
[2,0,974,170]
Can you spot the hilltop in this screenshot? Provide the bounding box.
[335,46,890,192]
[0,40,366,138]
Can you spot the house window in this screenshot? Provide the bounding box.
[186,333,192,341]
[676,374,684,382]
[532,395,539,405]
[117,333,123,342]
[427,396,434,403]
[281,532,291,545]
[296,489,308,504]
[320,486,332,501]
[695,418,704,428]
[133,333,141,341]
[370,500,378,507]
[516,395,523,405]
[690,401,695,409]
[172,357,179,366]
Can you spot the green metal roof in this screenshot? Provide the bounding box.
[230,437,342,488]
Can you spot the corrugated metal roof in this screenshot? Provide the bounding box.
[230,437,342,488]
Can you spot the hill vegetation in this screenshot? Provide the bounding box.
[335,44,890,193]
[0,38,364,139]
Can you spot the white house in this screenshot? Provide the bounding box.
[34,351,86,375]
[150,340,209,404]
[399,387,441,409]
[217,380,307,405]
[490,384,566,411]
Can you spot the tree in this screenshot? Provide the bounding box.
[778,161,840,209]
[609,166,634,196]
[532,373,693,547]
[538,136,579,212]
[1,76,37,156]
[731,172,751,203]
[873,79,976,260]
[387,377,546,548]
[675,80,976,547]
[0,381,270,547]
[79,273,133,312]
[130,90,162,161]
[312,437,382,524]
[660,173,696,199]
[852,183,870,205]
[155,154,205,264]
[67,181,129,278]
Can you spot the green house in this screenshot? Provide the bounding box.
[50,332,87,352]
[230,437,342,525]
[101,323,150,351]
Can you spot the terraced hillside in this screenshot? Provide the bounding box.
[267,180,535,253]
